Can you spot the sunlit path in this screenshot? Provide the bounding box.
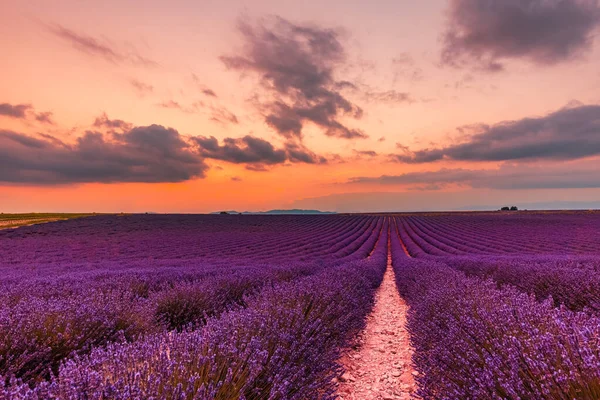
[337,233,416,400]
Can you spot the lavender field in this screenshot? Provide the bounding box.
[2,211,600,399]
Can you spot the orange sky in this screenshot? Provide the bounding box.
[2,0,600,212]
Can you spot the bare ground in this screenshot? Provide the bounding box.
[337,246,417,399]
[0,218,63,229]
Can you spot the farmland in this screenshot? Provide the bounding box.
[1,211,600,399]
[0,213,94,230]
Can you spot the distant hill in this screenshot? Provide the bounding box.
[212,209,336,215]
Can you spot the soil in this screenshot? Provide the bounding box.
[337,243,417,399]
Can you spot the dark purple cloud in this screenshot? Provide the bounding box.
[221,16,366,140]
[0,125,207,184]
[349,160,600,190]
[0,103,29,118]
[0,102,54,124]
[442,0,600,71]
[192,135,323,165]
[395,104,600,163]
[47,24,158,68]
[284,142,326,164]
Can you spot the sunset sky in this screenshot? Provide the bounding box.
[2,0,600,213]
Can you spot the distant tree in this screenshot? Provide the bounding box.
[220,211,229,215]
[500,207,510,211]
[510,206,518,211]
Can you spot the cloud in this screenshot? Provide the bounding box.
[392,53,424,82]
[285,142,326,164]
[157,100,194,113]
[130,79,154,95]
[93,113,133,131]
[209,106,239,125]
[442,0,600,70]
[0,103,29,118]
[157,99,238,125]
[191,74,218,97]
[35,112,54,124]
[395,104,600,163]
[221,16,366,140]
[0,102,54,124]
[354,150,378,158]
[193,135,286,164]
[192,135,324,165]
[47,24,158,68]
[0,125,207,184]
[349,160,600,190]
[364,90,414,104]
[245,164,270,172]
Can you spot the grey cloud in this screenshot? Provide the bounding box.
[194,135,286,164]
[245,164,270,172]
[0,125,207,184]
[349,161,600,190]
[442,0,600,70]
[0,103,29,118]
[0,102,54,124]
[392,53,424,82]
[93,113,133,131]
[395,104,600,163]
[221,16,366,140]
[209,106,239,125]
[354,150,378,157]
[130,79,154,95]
[365,90,414,104]
[158,100,192,112]
[48,24,158,68]
[157,99,238,125]
[285,142,326,164]
[192,135,323,165]
[191,74,218,97]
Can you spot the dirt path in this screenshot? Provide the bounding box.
[0,218,63,229]
[337,236,417,400]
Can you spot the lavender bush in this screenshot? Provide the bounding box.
[390,212,600,399]
[3,222,388,399]
[0,214,387,396]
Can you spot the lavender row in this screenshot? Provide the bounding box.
[392,255,600,399]
[0,262,324,385]
[445,255,600,313]
[401,212,600,256]
[0,216,387,387]
[0,215,377,270]
[3,238,388,399]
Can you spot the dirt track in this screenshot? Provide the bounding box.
[337,238,416,399]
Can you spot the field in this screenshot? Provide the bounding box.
[1,212,600,399]
[0,213,94,230]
